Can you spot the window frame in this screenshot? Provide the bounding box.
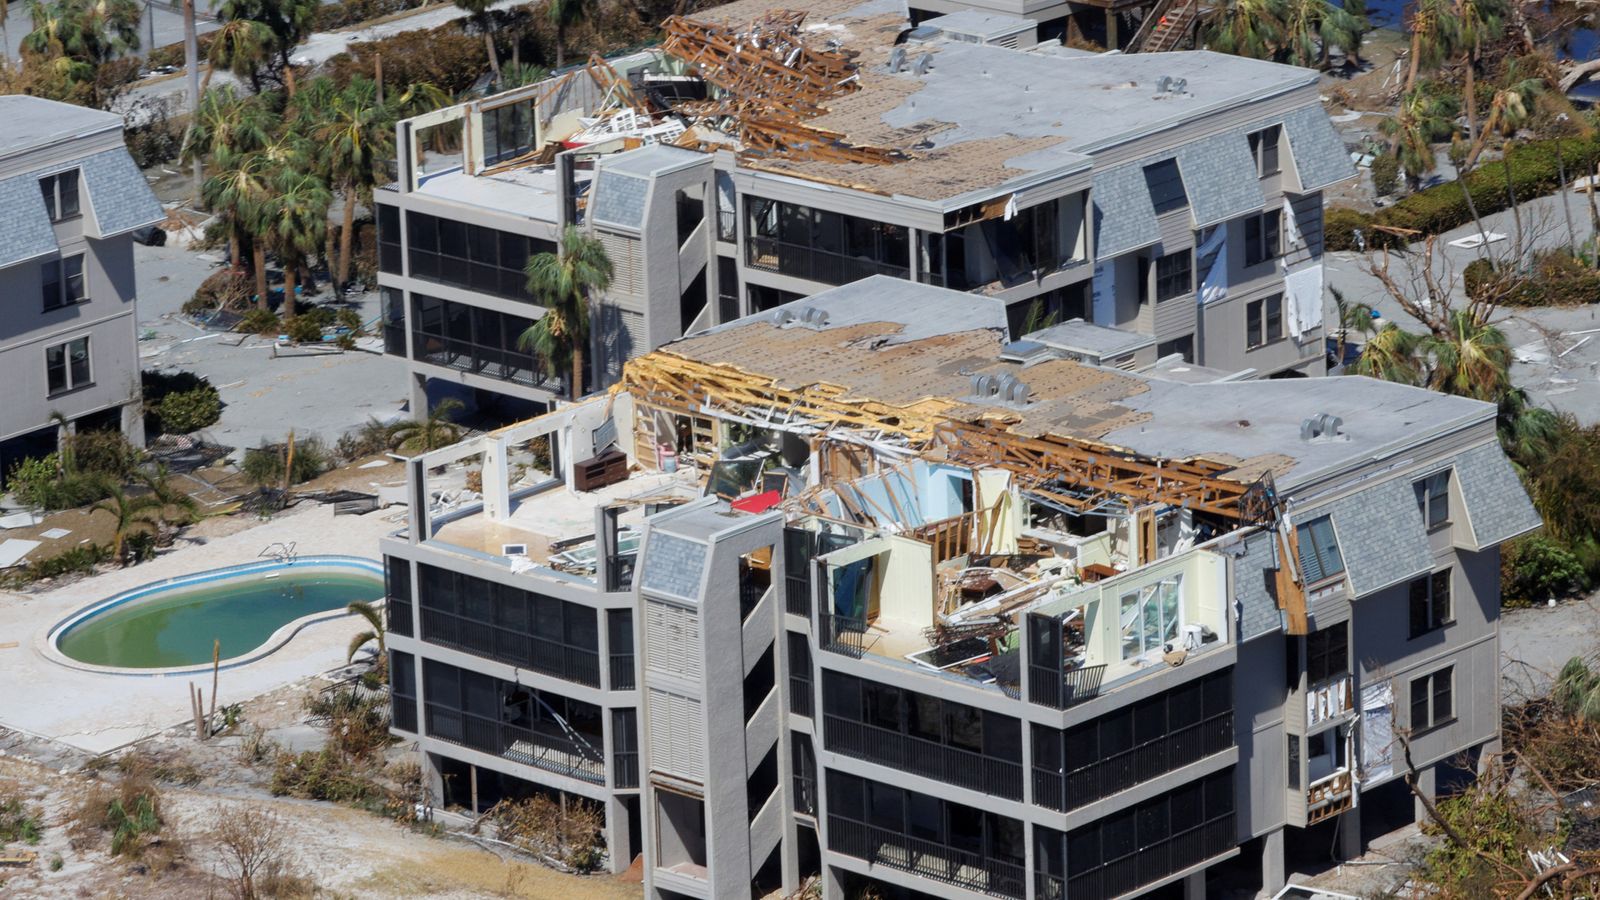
[1295,515,1345,585]
[1305,623,1348,686]
[43,253,87,311]
[45,336,91,396]
[1153,249,1193,303]
[1246,293,1285,349]
[1409,667,1455,733]
[1244,210,1281,267]
[40,169,81,222]
[1408,568,1454,638]
[1248,127,1282,178]
[1414,470,1451,531]
[1143,159,1188,214]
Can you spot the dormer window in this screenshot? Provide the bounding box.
[41,169,80,222]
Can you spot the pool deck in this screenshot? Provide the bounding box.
[0,503,403,754]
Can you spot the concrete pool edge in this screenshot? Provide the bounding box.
[42,555,385,678]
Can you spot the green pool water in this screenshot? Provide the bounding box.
[57,567,384,669]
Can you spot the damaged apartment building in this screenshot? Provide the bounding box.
[375,0,1352,421]
[381,277,1540,900]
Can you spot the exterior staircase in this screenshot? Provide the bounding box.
[1127,0,1200,53]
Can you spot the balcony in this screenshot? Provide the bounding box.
[789,675,813,718]
[420,608,600,688]
[614,751,639,789]
[745,235,909,286]
[786,575,810,618]
[828,814,1025,900]
[1034,712,1233,812]
[825,715,1023,801]
[410,329,564,393]
[794,771,817,816]
[423,702,605,784]
[610,653,636,691]
[1027,662,1107,711]
[1064,814,1235,900]
[1306,769,1354,825]
[819,612,867,659]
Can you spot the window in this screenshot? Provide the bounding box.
[410,294,554,388]
[1119,577,1182,660]
[1414,470,1450,530]
[1410,667,1454,731]
[1156,335,1194,363]
[1154,249,1192,302]
[405,211,551,303]
[377,203,401,275]
[40,169,80,221]
[1246,294,1284,348]
[480,99,535,166]
[1062,769,1235,899]
[42,254,86,311]
[415,563,600,686]
[1305,623,1347,685]
[1295,515,1344,583]
[1249,126,1281,177]
[1409,569,1453,637]
[1244,210,1281,267]
[1143,159,1188,214]
[1307,724,1347,782]
[744,196,909,285]
[45,337,90,395]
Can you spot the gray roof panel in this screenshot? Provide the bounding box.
[1320,476,1433,597]
[80,148,163,236]
[1093,162,1160,260]
[590,171,648,230]
[0,173,58,268]
[1283,105,1356,192]
[638,532,706,600]
[1236,530,1283,640]
[1176,132,1266,228]
[1454,441,1542,547]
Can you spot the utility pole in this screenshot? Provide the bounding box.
[183,0,201,200]
[145,0,154,59]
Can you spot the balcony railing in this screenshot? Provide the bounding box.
[819,612,866,659]
[614,751,639,789]
[825,715,1023,801]
[392,695,418,733]
[610,654,636,691]
[1035,872,1065,900]
[745,235,910,286]
[828,814,1025,900]
[420,608,600,687]
[382,323,406,357]
[785,575,810,618]
[740,578,769,621]
[423,702,605,784]
[789,675,813,718]
[794,772,817,816]
[387,597,413,638]
[1028,663,1107,710]
[1064,814,1235,900]
[1033,712,1234,812]
[411,330,563,392]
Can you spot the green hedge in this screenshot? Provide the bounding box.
[1325,136,1600,251]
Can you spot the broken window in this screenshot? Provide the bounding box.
[481,99,536,166]
[1305,622,1347,685]
[1143,159,1188,214]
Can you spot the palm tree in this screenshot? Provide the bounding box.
[1420,309,1511,402]
[261,169,330,318]
[518,225,613,397]
[1329,286,1376,369]
[91,483,162,565]
[452,0,500,81]
[345,600,387,682]
[313,78,394,290]
[1276,0,1364,68]
[140,464,200,534]
[390,398,465,453]
[1352,323,1425,385]
[1554,657,1600,721]
[203,148,275,305]
[1454,0,1505,142]
[1200,0,1283,60]
[1381,88,1455,190]
[545,0,596,70]
[212,0,316,88]
[203,17,275,93]
[1460,72,1543,171]
[1398,0,1460,101]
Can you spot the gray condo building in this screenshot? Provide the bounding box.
[0,96,164,476]
[382,278,1540,900]
[374,0,1353,421]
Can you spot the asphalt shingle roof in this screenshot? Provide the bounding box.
[1177,131,1267,228]
[1093,161,1160,260]
[1453,440,1543,547]
[1319,476,1433,598]
[1282,105,1357,192]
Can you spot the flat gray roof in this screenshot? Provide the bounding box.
[414,164,590,223]
[1026,319,1154,358]
[697,275,1009,346]
[599,143,706,178]
[921,10,1034,37]
[0,96,122,157]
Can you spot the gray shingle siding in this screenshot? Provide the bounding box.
[1093,162,1160,260]
[590,171,648,230]
[80,148,163,236]
[639,532,706,600]
[1454,441,1543,547]
[1282,105,1356,193]
[1235,529,1282,640]
[1176,132,1265,229]
[0,173,58,268]
[1319,476,1432,597]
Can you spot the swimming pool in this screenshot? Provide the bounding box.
[51,556,384,674]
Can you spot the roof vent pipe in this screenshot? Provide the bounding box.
[771,309,797,326]
[913,53,933,76]
[1005,379,1030,405]
[887,47,906,73]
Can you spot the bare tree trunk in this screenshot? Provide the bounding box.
[483,25,500,82]
[555,21,565,70]
[1557,141,1578,254]
[338,186,356,289]
[1463,51,1478,142]
[374,53,384,105]
[284,63,297,98]
[571,345,583,399]
[254,244,269,311]
[284,263,297,318]
[184,0,201,200]
[1590,162,1600,270]
[1504,143,1524,266]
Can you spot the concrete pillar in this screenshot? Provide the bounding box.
[409,372,429,418]
[1413,764,1437,826]
[823,864,847,900]
[1105,9,1119,49]
[1261,830,1286,896]
[1182,869,1206,900]
[605,794,636,874]
[120,401,146,449]
[1337,805,1362,860]
[421,751,445,815]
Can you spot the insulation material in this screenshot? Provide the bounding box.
[1283,263,1324,342]
[1361,680,1395,783]
[1282,196,1304,249]
[1196,225,1228,305]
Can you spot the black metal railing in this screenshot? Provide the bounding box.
[411,331,563,392]
[614,751,639,789]
[789,675,814,718]
[1028,663,1107,710]
[745,235,910,286]
[392,695,418,733]
[794,771,817,816]
[1064,814,1235,900]
[1034,712,1234,812]
[825,715,1023,801]
[740,578,769,621]
[610,654,636,691]
[420,608,600,687]
[382,323,406,357]
[387,597,413,637]
[785,575,810,618]
[1035,872,1065,900]
[819,612,867,658]
[423,702,605,784]
[828,815,1025,900]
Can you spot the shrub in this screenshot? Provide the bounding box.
[269,747,381,803]
[185,270,252,316]
[490,794,606,872]
[209,803,291,900]
[1370,153,1400,197]
[1502,251,1600,307]
[336,418,401,460]
[1502,535,1586,606]
[1322,207,1375,252]
[71,772,164,859]
[66,429,143,479]
[5,454,114,511]
[322,27,488,96]
[311,0,423,30]
[242,436,331,487]
[155,387,223,434]
[284,315,325,344]
[303,689,393,760]
[237,309,281,335]
[0,795,44,845]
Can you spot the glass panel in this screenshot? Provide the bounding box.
[68,338,90,387]
[46,344,66,394]
[59,170,79,218]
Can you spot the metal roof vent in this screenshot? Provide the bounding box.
[1004,378,1030,405]
[1299,413,1345,441]
[800,307,830,327]
[913,53,934,76]
[771,309,797,326]
[970,373,1000,397]
[887,47,907,73]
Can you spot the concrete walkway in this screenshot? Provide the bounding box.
[0,503,403,754]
